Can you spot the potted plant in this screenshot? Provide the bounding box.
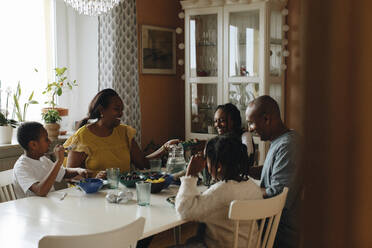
[0,88,18,144]
[41,109,61,141]
[13,81,38,122]
[41,67,77,117]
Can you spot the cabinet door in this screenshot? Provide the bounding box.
[188,11,220,79]
[223,3,264,126]
[185,8,222,138]
[189,83,218,135]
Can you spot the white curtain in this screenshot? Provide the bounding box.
[98,0,141,144]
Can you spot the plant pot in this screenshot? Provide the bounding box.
[42,107,68,117]
[0,126,13,144]
[44,123,60,141]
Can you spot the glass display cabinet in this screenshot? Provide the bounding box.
[182,0,287,164]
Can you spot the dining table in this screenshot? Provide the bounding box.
[0,182,205,248]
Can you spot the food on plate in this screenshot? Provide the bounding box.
[145,177,165,183]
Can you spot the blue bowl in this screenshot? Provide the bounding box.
[78,178,103,193]
[163,174,173,188]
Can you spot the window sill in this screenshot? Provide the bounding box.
[0,134,71,158]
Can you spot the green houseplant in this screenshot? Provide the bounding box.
[0,112,18,128]
[42,67,77,113]
[13,82,38,122]
[41,109,61,141]
[0,87,18,144]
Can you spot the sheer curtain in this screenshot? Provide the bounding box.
[0,0,54,122]
[98,0,141,144]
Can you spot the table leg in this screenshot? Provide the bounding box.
[173,225,182,245]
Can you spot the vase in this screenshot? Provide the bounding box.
[44,123,60,141]
[0,126,13,144]
[41,107,69,117]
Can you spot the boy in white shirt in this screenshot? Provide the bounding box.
[13,122,88,198]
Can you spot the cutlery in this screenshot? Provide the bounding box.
[59,192,67,201]
[46,144,77,155]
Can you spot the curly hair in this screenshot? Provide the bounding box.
[17,122,44,150]
[205,135,249,182]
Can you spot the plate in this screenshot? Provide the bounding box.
[166,196,176,206]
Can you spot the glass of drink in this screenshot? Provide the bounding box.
[136,181,151,206]
[149,158,162,172]
[106,168,120,189]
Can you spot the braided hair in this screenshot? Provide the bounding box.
[205,134,249,183]
[215,103,243,136]
[78,88,119,128]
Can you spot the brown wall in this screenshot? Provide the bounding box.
[136,0,185,149]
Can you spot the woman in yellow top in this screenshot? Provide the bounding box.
[64,88,176,176]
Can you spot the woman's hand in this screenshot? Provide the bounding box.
[163,139,180,152]
[145,139,180,161]
[95,170,107,179]
[186,153,206,177]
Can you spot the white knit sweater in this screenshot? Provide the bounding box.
[175,176,263,248]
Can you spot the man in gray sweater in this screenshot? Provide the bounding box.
[246,95,301,248]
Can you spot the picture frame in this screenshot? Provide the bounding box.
[141,25,176,74]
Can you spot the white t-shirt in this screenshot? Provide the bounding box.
[12,154,65,198]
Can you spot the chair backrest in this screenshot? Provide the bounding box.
[0,169,17,203]
[228,187,288,248]
[39,217,145,248]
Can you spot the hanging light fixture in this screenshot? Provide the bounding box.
[64,0,122,16]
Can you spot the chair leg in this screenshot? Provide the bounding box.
[173,226,182,245]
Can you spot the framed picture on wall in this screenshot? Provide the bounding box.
[141,25,176,74]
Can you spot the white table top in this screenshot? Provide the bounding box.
[0,184,203,248]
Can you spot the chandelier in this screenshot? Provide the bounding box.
[64,0,122,16]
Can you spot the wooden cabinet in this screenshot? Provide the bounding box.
[181,0,287,164]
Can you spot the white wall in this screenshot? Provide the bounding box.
[55,0,98,131]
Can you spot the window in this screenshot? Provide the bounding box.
[0,0,54,122]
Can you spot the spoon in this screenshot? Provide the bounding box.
[47,144,77,155]
[59,192,67,201]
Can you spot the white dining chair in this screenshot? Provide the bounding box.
[38,217,145,248]
[0,169,17,203]
[228,187,288,248]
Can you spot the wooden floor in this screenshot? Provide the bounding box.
[149,222,198,248]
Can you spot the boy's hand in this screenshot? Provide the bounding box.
[54,145,65,163]
[95,170,106,179]
[186,153,206,177]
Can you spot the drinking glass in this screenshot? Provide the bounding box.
[106,168,120,189]
[149,158,162,172]
[136,181,151,206]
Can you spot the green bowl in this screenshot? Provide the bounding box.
[119,173,142,188]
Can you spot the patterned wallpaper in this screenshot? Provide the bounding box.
[98,0,142,144]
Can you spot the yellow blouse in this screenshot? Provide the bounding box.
[64,124,136,173]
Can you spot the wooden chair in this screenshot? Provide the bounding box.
[0,169,17,203]
[228,187,288,248]
[39,217,145,248]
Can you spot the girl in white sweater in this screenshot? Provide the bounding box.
[175,135,263,248]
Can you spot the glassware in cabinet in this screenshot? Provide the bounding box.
[189,83,217,134]
[189,14,218,78]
